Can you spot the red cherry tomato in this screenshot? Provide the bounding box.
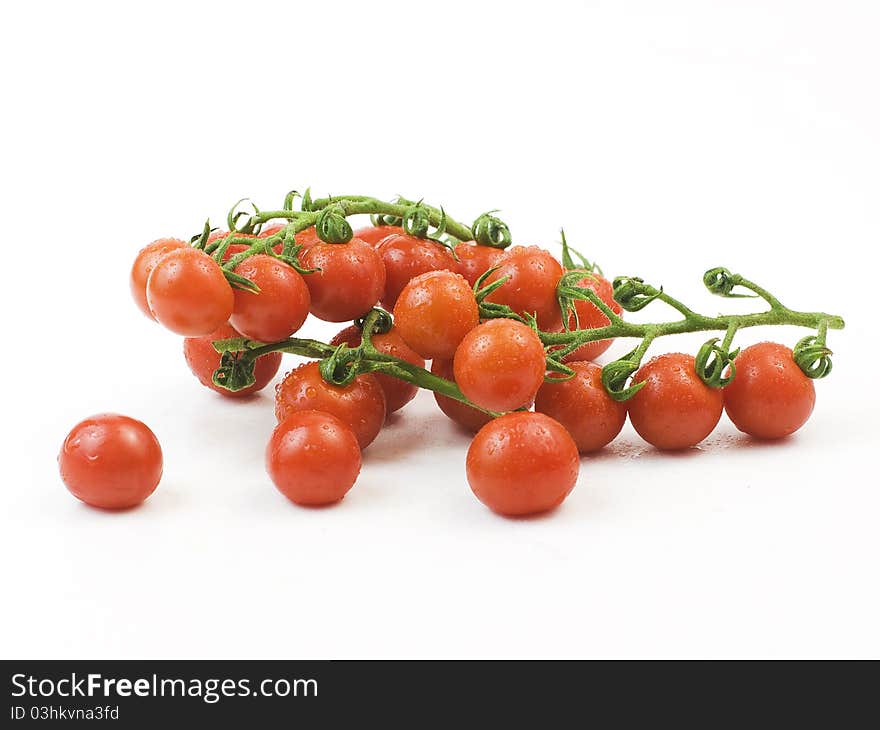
[628,353,723,450]
[330,325,425,414]
[453,318,546,412]
[558,272,622,361]
[353,224,405,247]
[58,414,163,509]
[130,238,189,319]
[393,271,479,360]
[466,412,579,516]
[454,241,505,287]
[183,323,282,397]
[376,233,455,309]
[259,222,288,238]
[206,229,230,245]
[723,342,815,439]
[266,411,362,506]
[430,359,494,433]
[146,247,234,336]
[230,254,310,342]
[275,361,387,449]
[301,238,386,322]
[484,245,564,329]
[534,361,627,452]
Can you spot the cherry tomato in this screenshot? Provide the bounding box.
[206,229,230,245]
[453,318,546,412]
[484,245,564,329]
[230,254,310,342]
[301,238,386,322]
[453,241,504,287]
[393,271,479,360]
[723,342,815,439]
[628,353,723,450]
[353,224,405,247]
[130,238,188,319]
[266,411,362,506]
[275,361,386,448]
[466,412,579,516]
[183,323,282,397]
[58,414,163,510]
[430,359,494,433]
[377,233,455,309]
[330,325,424,414]
[557,272,622,361]
[259,222,288,238]
[146,247,234,336]
[535,361,627,452]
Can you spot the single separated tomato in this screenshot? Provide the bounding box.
[376,233,455,309]
[453,318,546,412]
[466,412,579,516]
[628,353,723,450]
[330,325,424,414]
[430,359,494,434]
[230,254,310,342]
[266,411,362,506]
[535,361,627,452]
[453,241,505,287]
[557,272,622,361]
[484,245,564,329]
[275,362,386,449]
[393,271,479,360]
[301,237,386,322]
[130,237,189,319]
[146,247,234,336]
[723,342,815,439]
[183,323,282,397]
[58,414,163,509]
[354,224,405,247]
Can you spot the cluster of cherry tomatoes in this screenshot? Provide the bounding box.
[57,217,819,517]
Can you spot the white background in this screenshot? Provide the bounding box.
[2,1,878,658]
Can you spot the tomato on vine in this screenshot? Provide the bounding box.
[483,245,564,329]
[275,362,387,449]
[453,241,504,287]
[557,273,622,361]
[393,271,479,360]
[331,325,425,414]
[376,233,455,309]
[130,237,188,319]
[628,353,723,450]
[535,361,627,452]
[146,247,234,336]
[466,412,579,516]
[58,414,163,510]
[354,224,405,247]
[266,411,362,506]
[301,237,386,322]
[230,254,310,342]
[184,323,282,397]
[430,359,494,434]
[723,342,815,439]
[453,318,546,412]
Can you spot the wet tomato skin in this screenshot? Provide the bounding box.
[453,241,504,287]
[393,271,479,360]
[330,325,424,414]
[484,245,564,330]
[230,254,310,342]
[301,238,386,322]
[628,352,723,450]
[558,273,622,362]
[183,323,282,397]
[266,411,362,506]
[130,238,189,319]
[353,224,405,247]
[274,361,387,449]
[723,342,815,439]
[377,233,455,309]
[453,318,546,412]
[58,414,163,509]
[430,359,495,434]
[535,361,627,452]
[146,247,235,336]
[466,412,579,516]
